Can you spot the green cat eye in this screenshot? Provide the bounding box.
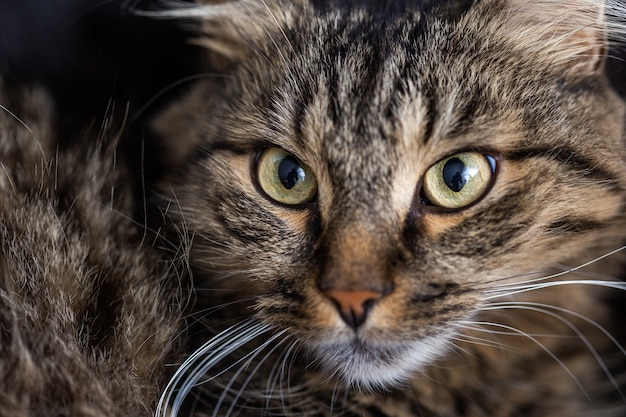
[256,147,317,206]
[422,152,496,209]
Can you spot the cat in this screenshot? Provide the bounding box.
[0,80,184,416]
[2,0,626,416]
[147,0,626,416]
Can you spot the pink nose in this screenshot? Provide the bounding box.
[323,289,383,329]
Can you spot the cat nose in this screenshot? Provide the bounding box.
[323,289,384,329]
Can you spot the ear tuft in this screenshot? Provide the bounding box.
[136,0,293,68]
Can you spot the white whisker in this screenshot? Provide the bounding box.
[489,246,626,290]
[451,334,523,353]
[157,320,271,417]
[485,301,626,356]
[264,340,304,409]
[457,320,589,399]
[134,2,243,19]
[259,0,295,54]
[482,302,625,399]
[215,330,290,417]
[240,1,292,79]
[486,279,626,300]
[131,73,233,123]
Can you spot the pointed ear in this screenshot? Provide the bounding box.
[492,0,609,75]
[145,0,294,71]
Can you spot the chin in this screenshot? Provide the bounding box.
[312,334,453,390]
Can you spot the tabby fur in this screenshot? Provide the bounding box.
[151,0,626,416]
[0,81,183,416]
[1,0,626,416]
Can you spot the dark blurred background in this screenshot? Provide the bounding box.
[0,0,203,213]
[607,44,626,99]
[3,1,623,112]
[0,0,201,119]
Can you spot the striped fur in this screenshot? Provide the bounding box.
[149,0,626,416]
[153,0,626,416]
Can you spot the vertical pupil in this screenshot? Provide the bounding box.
[442,157,468,192]
[278,156,305,189]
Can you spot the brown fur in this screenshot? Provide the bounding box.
[152,0,626,416]
[1,0,625,416]
[0,82,183,416]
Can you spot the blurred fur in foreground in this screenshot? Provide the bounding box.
[0,82,183,417]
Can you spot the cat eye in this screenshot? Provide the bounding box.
[421,152,496,209]
[256,147,318,206]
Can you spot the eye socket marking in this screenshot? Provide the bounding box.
[256,147,318,206]
[421,152,497,209]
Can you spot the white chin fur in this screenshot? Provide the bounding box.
[313,333,453,390]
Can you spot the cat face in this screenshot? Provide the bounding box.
[155,0,626,389]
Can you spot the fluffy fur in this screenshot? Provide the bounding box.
[0,82,183,416]
[2,0,626,416]
[151,0,626,416]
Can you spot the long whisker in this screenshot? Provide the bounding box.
[487,246,626,290]
[451,334,524,353]
[480,268,555,286]
[264,340,303,406]
[157,320,271,417]
[131,73,233,123]
[240,1,292,78]
[485,279,626,300]
[482,302,625,400]
[216,330,290,417]
[485,301,626,356]
[187,323,271,386]
[457,321,589,399]
[133,2,243,19]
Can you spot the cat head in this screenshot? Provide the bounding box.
[153,0,626,388]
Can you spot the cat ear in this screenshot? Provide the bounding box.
[494,0,611,75]
[139,0,293,70]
